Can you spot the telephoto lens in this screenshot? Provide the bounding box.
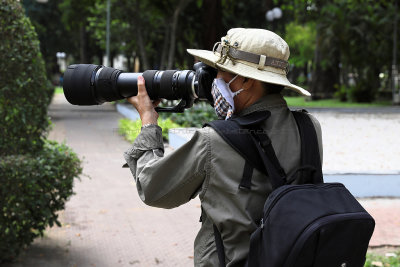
[63,63,215,112]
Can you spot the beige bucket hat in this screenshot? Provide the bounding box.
[187,28,310,96]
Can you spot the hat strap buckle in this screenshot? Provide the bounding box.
[214,40,238,65]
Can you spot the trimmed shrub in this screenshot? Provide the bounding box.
[0,140,82,262]
[0,1,82,262]
[0,0,53,155]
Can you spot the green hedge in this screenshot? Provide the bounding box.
[0,141,82,262]
[0,0,53,155]
[0,1,82,262]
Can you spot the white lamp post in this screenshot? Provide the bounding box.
[266,10,274,22]
[272,7,282,20]
[56,52,67,72]
[265,7,282,30]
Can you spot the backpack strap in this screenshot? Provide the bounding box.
[290,110,323,184]
[213,224,226,267]
[240,161,254,190]
[204,111,286,190]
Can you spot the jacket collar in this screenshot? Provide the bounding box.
[238,94,288,117]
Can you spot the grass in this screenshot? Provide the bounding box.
[54,86,63,94]
[284,96,391,108]
[365,250,400,266]
[118,118,182,142]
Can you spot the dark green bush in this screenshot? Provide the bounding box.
[350,80,377,103]
[334,84,351,102]
[0,0,53,155]
[0,1,82,262]
[0,140,82,262]
[160,103,218,127]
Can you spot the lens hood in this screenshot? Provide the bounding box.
[63,64,100,105]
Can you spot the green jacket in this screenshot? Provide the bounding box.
[124,94,323,266]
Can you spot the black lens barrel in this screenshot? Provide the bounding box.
[95,66,123,104]
[117,72,142,98]
[63,63,213,108]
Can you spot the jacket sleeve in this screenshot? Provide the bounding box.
[123,125,209,209]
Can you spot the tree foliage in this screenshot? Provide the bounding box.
[22,0,399,102]
[285,22,316,68]
[279,0,399,101]
[22,0,72,76]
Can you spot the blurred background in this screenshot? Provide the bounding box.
[23,0,399,104]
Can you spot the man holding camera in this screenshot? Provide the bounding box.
[124,28,322,266]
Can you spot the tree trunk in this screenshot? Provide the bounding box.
[136,28,149,70]
[110,51,115,67]
[97,50,103,66]
[132,1,149,70]
[79,25,88,63]
[201,0,222,50]
[167,0,192,69]
[160,24,171,69]
[126,54,131,72]
[310,25,340,99]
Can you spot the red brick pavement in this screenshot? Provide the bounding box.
[359,198,400,247]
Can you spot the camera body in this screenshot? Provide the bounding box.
[63,62,217,112]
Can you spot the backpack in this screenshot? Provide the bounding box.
[205,110,375,267]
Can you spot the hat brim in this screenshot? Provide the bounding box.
[187,48,311,97]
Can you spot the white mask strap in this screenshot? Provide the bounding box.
[233,88,244,97]
[228,75,239,86]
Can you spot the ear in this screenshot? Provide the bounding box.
[242,77,255,91]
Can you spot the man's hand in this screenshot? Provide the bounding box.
[127,76,161,126]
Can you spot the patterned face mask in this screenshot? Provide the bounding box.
[211,75,244,120]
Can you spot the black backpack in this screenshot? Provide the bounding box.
[205,110,375,267]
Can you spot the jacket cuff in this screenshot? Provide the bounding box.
[124,125,164,159]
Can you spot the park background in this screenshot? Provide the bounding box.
[24,0,400,104]
[1,0,400,266]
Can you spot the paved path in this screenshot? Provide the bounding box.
[2,95,399,267]
[3,95,200,267]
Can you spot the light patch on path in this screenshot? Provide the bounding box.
[310,112,400,174]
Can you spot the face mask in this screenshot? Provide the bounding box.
[211,75,244,120]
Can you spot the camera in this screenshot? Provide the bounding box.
[63,62,217,112]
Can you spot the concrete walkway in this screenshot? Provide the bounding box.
[2,95,399,267]
[3,94,200,267]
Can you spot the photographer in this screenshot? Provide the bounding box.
[123,28,323,266]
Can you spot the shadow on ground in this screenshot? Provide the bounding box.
[1,235,94,267]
